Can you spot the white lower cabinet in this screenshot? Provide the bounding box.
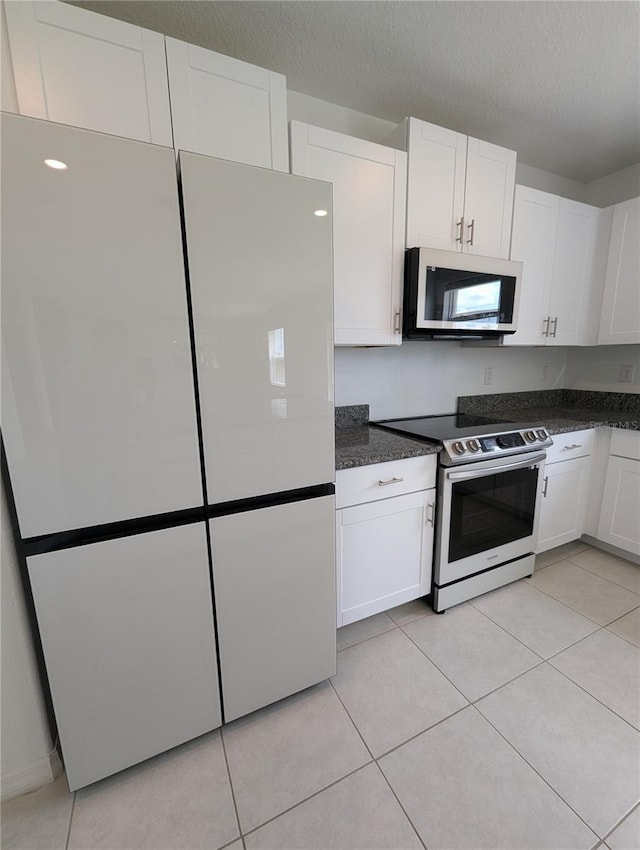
[537,430,594,552]
[335,455,436,626]
[597,431,640,556]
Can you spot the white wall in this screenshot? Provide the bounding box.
[1,483,57,799]
[335,343,567,420]
[515,163,586,203]
[287,90,397,145]
[582,163,640,208]
[565,345,640,393]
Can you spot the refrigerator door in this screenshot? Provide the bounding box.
[210,495,336,722]
[180,153,334,505]
[1,114,202,538]
[27,523,221,791]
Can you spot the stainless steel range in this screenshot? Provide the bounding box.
[375,414,553,612]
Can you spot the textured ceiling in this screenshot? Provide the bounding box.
[66,1,640,183]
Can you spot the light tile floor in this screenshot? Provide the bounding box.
[3,543,640,850]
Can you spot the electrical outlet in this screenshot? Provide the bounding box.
[619,364,635,383]
[483,367,493,386]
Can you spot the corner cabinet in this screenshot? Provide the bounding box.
[165,37,288,170]
[597,430,640,555]
[290,122,406,346]
[506,186,601,346]
[3,0,173,145]
[598,197,640,345]
[389,117,516,258]
[536,431,594,552]
[335,456,436,625]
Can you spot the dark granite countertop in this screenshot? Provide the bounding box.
[335,405,439,470]
[457,390,639,435]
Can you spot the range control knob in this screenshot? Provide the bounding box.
[451,441,466,455]
[466,439,481,453]
[524,430,537,443]
[536,429,548,440]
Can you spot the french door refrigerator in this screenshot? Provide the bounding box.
[1,112,336,791]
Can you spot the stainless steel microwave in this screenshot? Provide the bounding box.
[403,247,522,339]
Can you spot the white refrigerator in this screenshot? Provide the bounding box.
[1,113,336,790]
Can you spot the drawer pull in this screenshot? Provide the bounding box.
[562,444,582,451]
[377,477,404,486]
[542,476,549,497]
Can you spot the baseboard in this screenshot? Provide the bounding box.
[581,535,640,566]
[1,746,63,801]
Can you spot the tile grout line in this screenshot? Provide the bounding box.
[327,675,377,761]
[464,599,549,662]
[219,728,246,848]
[372,761,429,850]
[562,557,640,596]
[523,574,637,627]
[64,789,76,850]
[598,799,640,847]
[469,699,602,846]
[238,760,375,841]
[547,656,640,735]
[337,621,399,653]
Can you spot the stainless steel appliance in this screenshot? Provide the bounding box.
[403,247,522,339]
[375,414,552,611]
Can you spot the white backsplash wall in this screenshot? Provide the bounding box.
[565,345,640,393]
[335,343,568,420]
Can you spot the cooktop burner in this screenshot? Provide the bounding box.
[374,413,553,465]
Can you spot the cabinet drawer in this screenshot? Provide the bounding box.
[610,429,640,460]
[336,455,437,509]
[546,429,594,464]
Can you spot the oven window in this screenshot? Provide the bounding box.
[449,466,538,563]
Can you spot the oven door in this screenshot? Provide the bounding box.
[435,451,546,585]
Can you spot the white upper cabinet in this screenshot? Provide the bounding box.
[165,37,288,170]
[394,117,516,258]
[506,186,600,346]
[598,197,640,345]
[290,122,407,346]
[3,0,173,145]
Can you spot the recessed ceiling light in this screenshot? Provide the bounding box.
[44,159,68,170]
[314,209,328,217]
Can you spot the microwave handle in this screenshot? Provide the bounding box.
[446,452,547,481]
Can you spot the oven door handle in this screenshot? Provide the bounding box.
[446,452,547,481]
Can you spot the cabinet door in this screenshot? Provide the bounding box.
[337,489,434,626]
[166,37,288,170]
[405,118,466,252]
[210,496,336,722]
[180,151,334,504]
[1,114,202,537]
[537,458,590,552]
[506,186,558,346]
[464,137,516,259]
[290,122,406,346]
[597,456,640,555]
[4,0,172,145]
[548,199,599,346]
[27,524,221,791]
[598,197,640,345]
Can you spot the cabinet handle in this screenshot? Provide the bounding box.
[542,316,550,337]
[377,477,404,487]
[426,502,435,526]
[466,218,475,246]
[455,218,464,244]
[542,476,549,497]
[394,309,401,333]
[562,444,582,451]
[549,316,558,338]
